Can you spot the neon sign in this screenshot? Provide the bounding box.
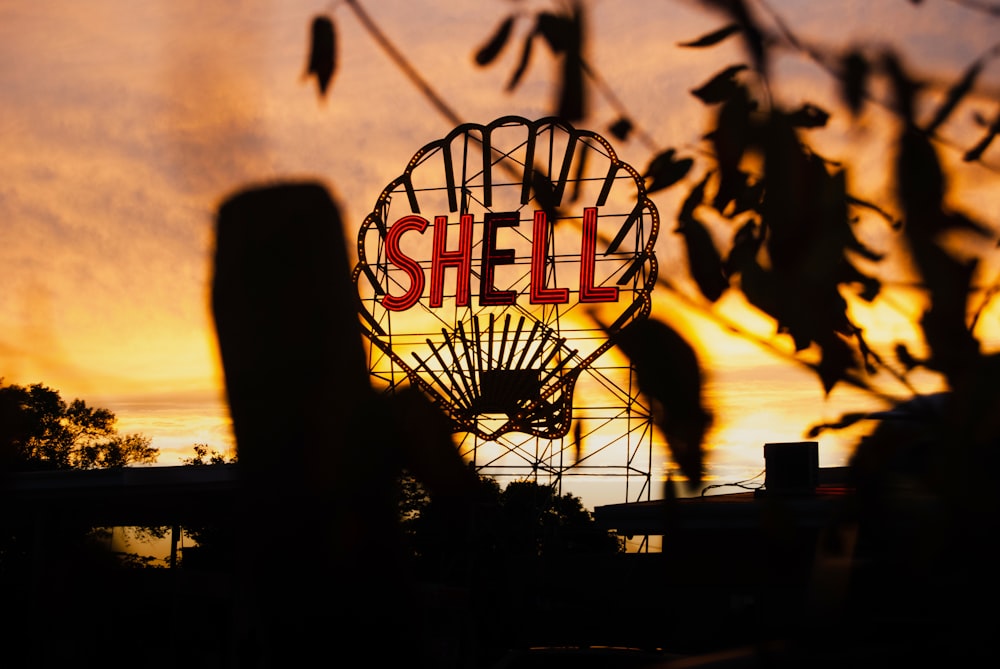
[353,116,658,440]
[382,208,617,311]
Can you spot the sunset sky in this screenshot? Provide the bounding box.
[2,0,999,508]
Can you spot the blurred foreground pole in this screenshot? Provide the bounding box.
[213,182,399,666]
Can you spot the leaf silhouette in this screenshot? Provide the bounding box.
[557,43,585,121]
[724,219,761,278]
[895,342,922,370]
[925,58,982,134]
[883,52,918,125]
[750,113,872,389]
[816,333,857,394]
[605,317,710,487]
[841,51,869,117]
[897,128,944,229]
[788,103,830,129]
[738,255,783,327]
[536,12,573,53]
[558,70,584,120]
[552,4,585,121]
[895,123,981,379]
[307,16,336,97]
[714,169,759,214]
[706,0,766,72]
[709,84,753,213]
[643,148,693,193]
[691,64,748,104]
[678,23,741,48]
[917,250,979,379]
[609,117,634,141]
[507,31,535,90]
[677,175,728,302]
[475,15,515,66]
[839,259,881,302]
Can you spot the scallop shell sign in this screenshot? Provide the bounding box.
[353,116,658,440]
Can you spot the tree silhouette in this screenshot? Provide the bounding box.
[0,379,157,472]
[0,381,164,667]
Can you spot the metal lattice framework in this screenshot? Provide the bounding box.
[352,116,660,502]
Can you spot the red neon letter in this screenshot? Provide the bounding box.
[530,211,569,305]
[579,207,619,303]
[479,212,518,306]
[430,214,473,307]
[382,214,428,311]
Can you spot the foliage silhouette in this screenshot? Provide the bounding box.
[0,379,157,471]
[306,15,336,97]
[406,474,620,577]
[445,0,1000,661]
[0,381,166,667]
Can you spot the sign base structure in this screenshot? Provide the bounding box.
[353,116,661,504]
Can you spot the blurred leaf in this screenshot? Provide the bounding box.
[883,52,918,124]
[643,148,693,193]
[713,167,747,213]
[755,114,872,386]
[841,51,869,117]
[788,103,830,129]
[557,49,585,121]
[677,174,728,302]
[475,15,516,66]
[678,23,741,48]
[691,64,748,104]
[553,3,585,121]
[507,32,535,90]
[897,128,944,227]
[724,219,761,277]
[307,16,336,97]
[705,0,766,72]
[817,333,857,394]
[606,317,710,487]
[853,328,880,374]
[917,252,979,379]
[940,211,994,238]
[740,258,782,325]
[839,259,881,302]
[895,343,922,370]
[709,85,753,213]
[925,59,982,134]
[718,170,763,216]
[609,117,633,141]
[536,12,573,53]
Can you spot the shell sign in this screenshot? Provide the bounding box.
[353,116,658,440]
